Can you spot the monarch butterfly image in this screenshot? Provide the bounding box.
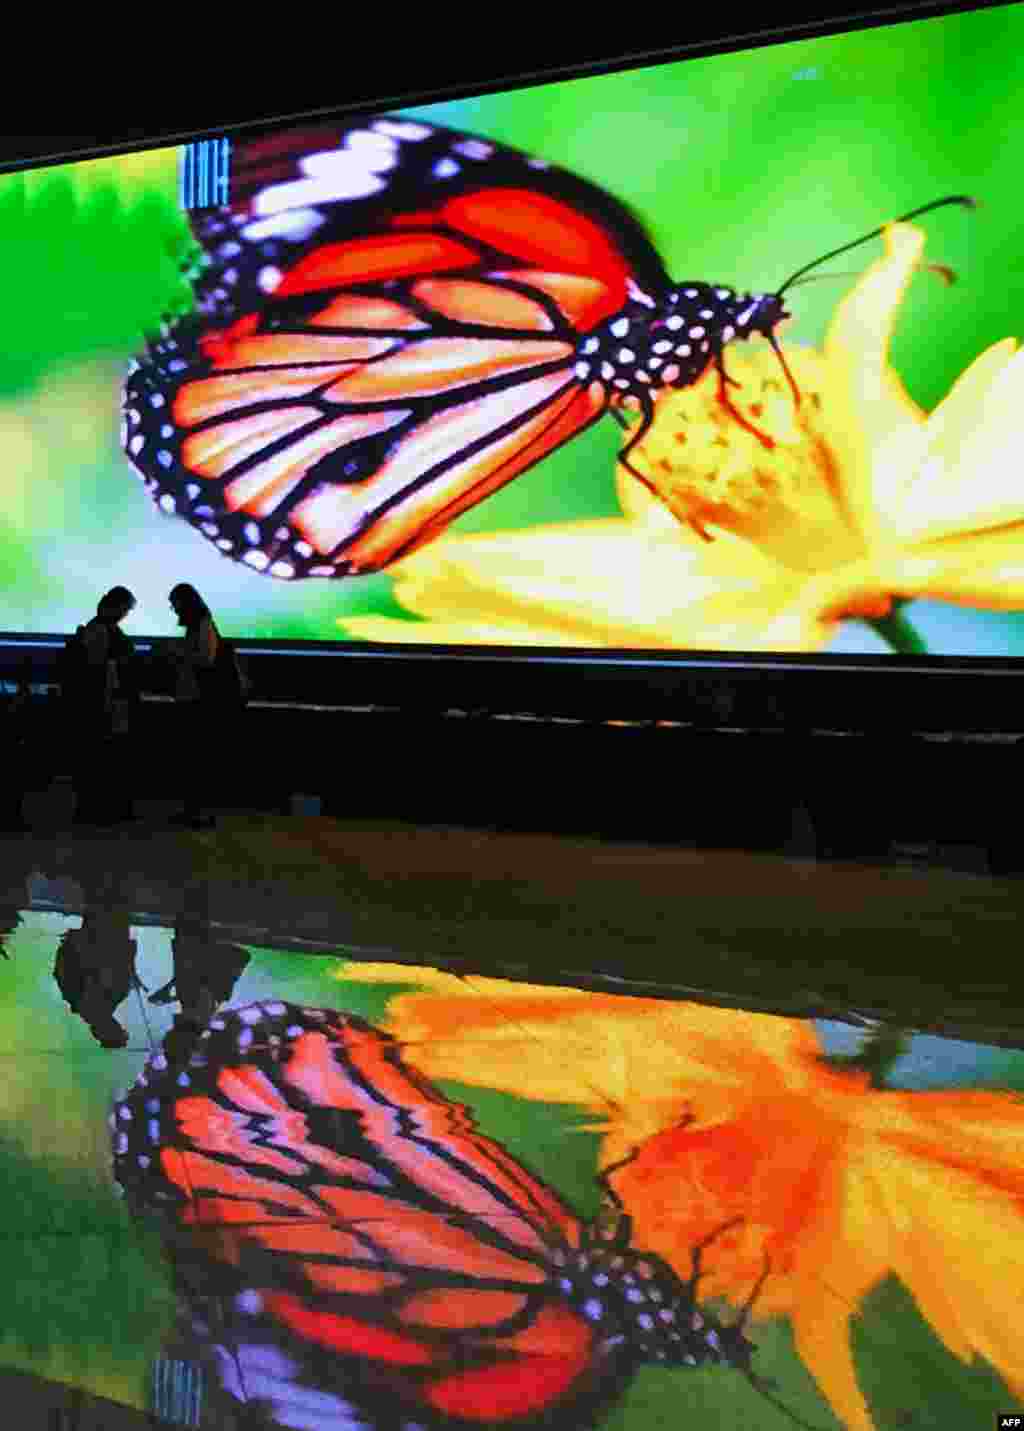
[111,1002,804,1431]
[121,116,970,581]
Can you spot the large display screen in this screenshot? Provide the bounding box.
[1,3,1022,658]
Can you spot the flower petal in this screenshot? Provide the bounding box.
[786,1150,891,1431]
[853,1090,1024,1405]
[337,972,823,1146]
[824,224,929,547]
[615,465,687,532]
[875,523,1024,608]
[341,519,796,650]
[888,342,1024,545]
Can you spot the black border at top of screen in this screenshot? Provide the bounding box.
[0,0,1011,172]
[0,0,1019,681]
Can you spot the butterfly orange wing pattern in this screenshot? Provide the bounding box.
[112,1003,757,1430]
[122,118,673,579]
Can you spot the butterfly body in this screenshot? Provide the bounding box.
[111,1002,757,1430]
[578,283,786,409]
[122,117,790,580]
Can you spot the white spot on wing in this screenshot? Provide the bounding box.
[372,119,433,140]
[453,139,494,160]
[254,159,391,214]
[311,133,396,168]
[242,210,326,242]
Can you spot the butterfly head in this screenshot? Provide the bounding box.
[728,290,790,344]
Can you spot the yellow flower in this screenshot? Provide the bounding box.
[334,965,1024,1431]
[340,224,1024,652]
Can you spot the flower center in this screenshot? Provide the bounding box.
[625,352,868,573]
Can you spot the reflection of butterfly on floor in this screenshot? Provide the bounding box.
[121,117,798,584]
[112,1003,778,1431]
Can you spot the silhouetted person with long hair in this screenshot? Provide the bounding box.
[167,583,233,830]
[68,586,140,826]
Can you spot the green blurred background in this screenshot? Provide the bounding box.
[0,2,1021,653]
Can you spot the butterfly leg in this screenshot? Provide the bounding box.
[682,1216,745,1299]
[735,1251,772,1333]
[613,393,667,498]
[610,395,718,544]
[714,352,776,449]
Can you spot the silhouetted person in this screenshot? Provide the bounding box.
[0,663,34,833]
[166,583,237,830]
[67,586,140,826]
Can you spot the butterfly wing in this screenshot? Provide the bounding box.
[113,1004,633,1430]
[122,118,670,577]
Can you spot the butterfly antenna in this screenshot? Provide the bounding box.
[788,260,958,290]
[776,194,976,295]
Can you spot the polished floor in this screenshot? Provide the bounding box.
[0,797,1021,1429]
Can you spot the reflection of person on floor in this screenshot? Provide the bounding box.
[156,903,250,1063]
[68,586,141,827]
[0,842,42,953]
[53,904,138,1048]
